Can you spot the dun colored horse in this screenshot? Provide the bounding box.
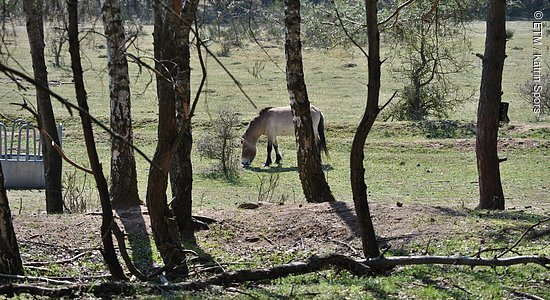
[241,106,328,167]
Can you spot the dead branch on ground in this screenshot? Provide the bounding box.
[1,253,548,297]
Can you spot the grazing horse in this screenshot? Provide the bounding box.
[241,106,328,167]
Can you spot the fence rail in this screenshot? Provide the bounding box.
[0,120,62,189]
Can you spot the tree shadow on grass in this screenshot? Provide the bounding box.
[115,206,155,274]
[116,206,221,277]
[432,206,547,223]
[245,163,333,173]
[472,209,547,223]
[328,201,361,238]
[245,165,298,173]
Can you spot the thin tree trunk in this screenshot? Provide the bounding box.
[283,0,335,203]
[66,0,126,280]
[0,163,24,277]
[350,0,382,259]
[101,0,141,208]
[170,0,199,240]
[23,0,63,214]
[476,0,506,210]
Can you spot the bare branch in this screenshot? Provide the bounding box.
[0,274,75,285]
[0,62,158,173]
[10,101,95,174]
[190,16,207,118]
[24,252,91,267]
[379,91,398,112]
[247,0,285,73]
[154,0,257,109]
[332,0,368,59]
[1,253,548,297]
[378,0,417,28]
[497,217,550,258]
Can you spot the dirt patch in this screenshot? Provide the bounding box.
[196,202,481,260]
[11,201,548,278]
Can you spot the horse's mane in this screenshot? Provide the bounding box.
[251,107,273,124]
[258,107,273,116]
[244,107,273,136]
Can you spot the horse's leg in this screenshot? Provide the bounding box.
[274,138,282,165]
[265,139,273,166]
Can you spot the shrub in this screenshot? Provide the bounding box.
[197,109,241,179]
[62,168,97,213]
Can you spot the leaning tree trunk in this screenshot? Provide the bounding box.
[101,0,141,209]
[0,163,24,277]
[170,0,200,241]
[350,0,382,259]
[283,0,335,203]
[23,0,63,214]
[476,0,506,210]
[67,0,126,280]
[146,0,190,272]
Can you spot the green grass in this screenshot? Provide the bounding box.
[1,21,549,299]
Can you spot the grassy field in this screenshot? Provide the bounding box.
[1,21,549,299]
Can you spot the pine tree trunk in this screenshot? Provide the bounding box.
[0,163,24,277]
[67,0,126,280]
[170,0,199,240]
[284,0,335,203]
[171,127,194,240]
[350,0,381,259]
[476,0,506,210]
[146,0,193,271]
[23,0,63,214]
[101,0,140,209]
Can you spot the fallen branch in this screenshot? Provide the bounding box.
[1,253,548,297]
[512,290,545,300]
[24,252,91,267]
[0,274,75,285]
[361,255,549,268]
[497,217,550,258]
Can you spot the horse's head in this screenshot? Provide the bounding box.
[240,136,257,167]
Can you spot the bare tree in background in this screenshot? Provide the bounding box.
[283,0,335,203]
[476,0,506,210]
[102,0,141,208]
[67,0,126,280]
[0,163,24,277]
[23,0,63,214]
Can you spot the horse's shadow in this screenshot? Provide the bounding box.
[246,165,297,173]
[245,164,333,173]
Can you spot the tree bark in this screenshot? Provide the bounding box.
[283,0,335,203]
[23,0,63,214]
[350,0,382,259]
[476,0,506,210]
[101,0,141,209]
[66,0,126,280]
[147,0,192,271]
[170,0,200,241]
[0,163,24,277]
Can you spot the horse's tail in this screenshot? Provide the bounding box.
[318,112,330,159]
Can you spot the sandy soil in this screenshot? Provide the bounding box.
[11,200,548,281]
